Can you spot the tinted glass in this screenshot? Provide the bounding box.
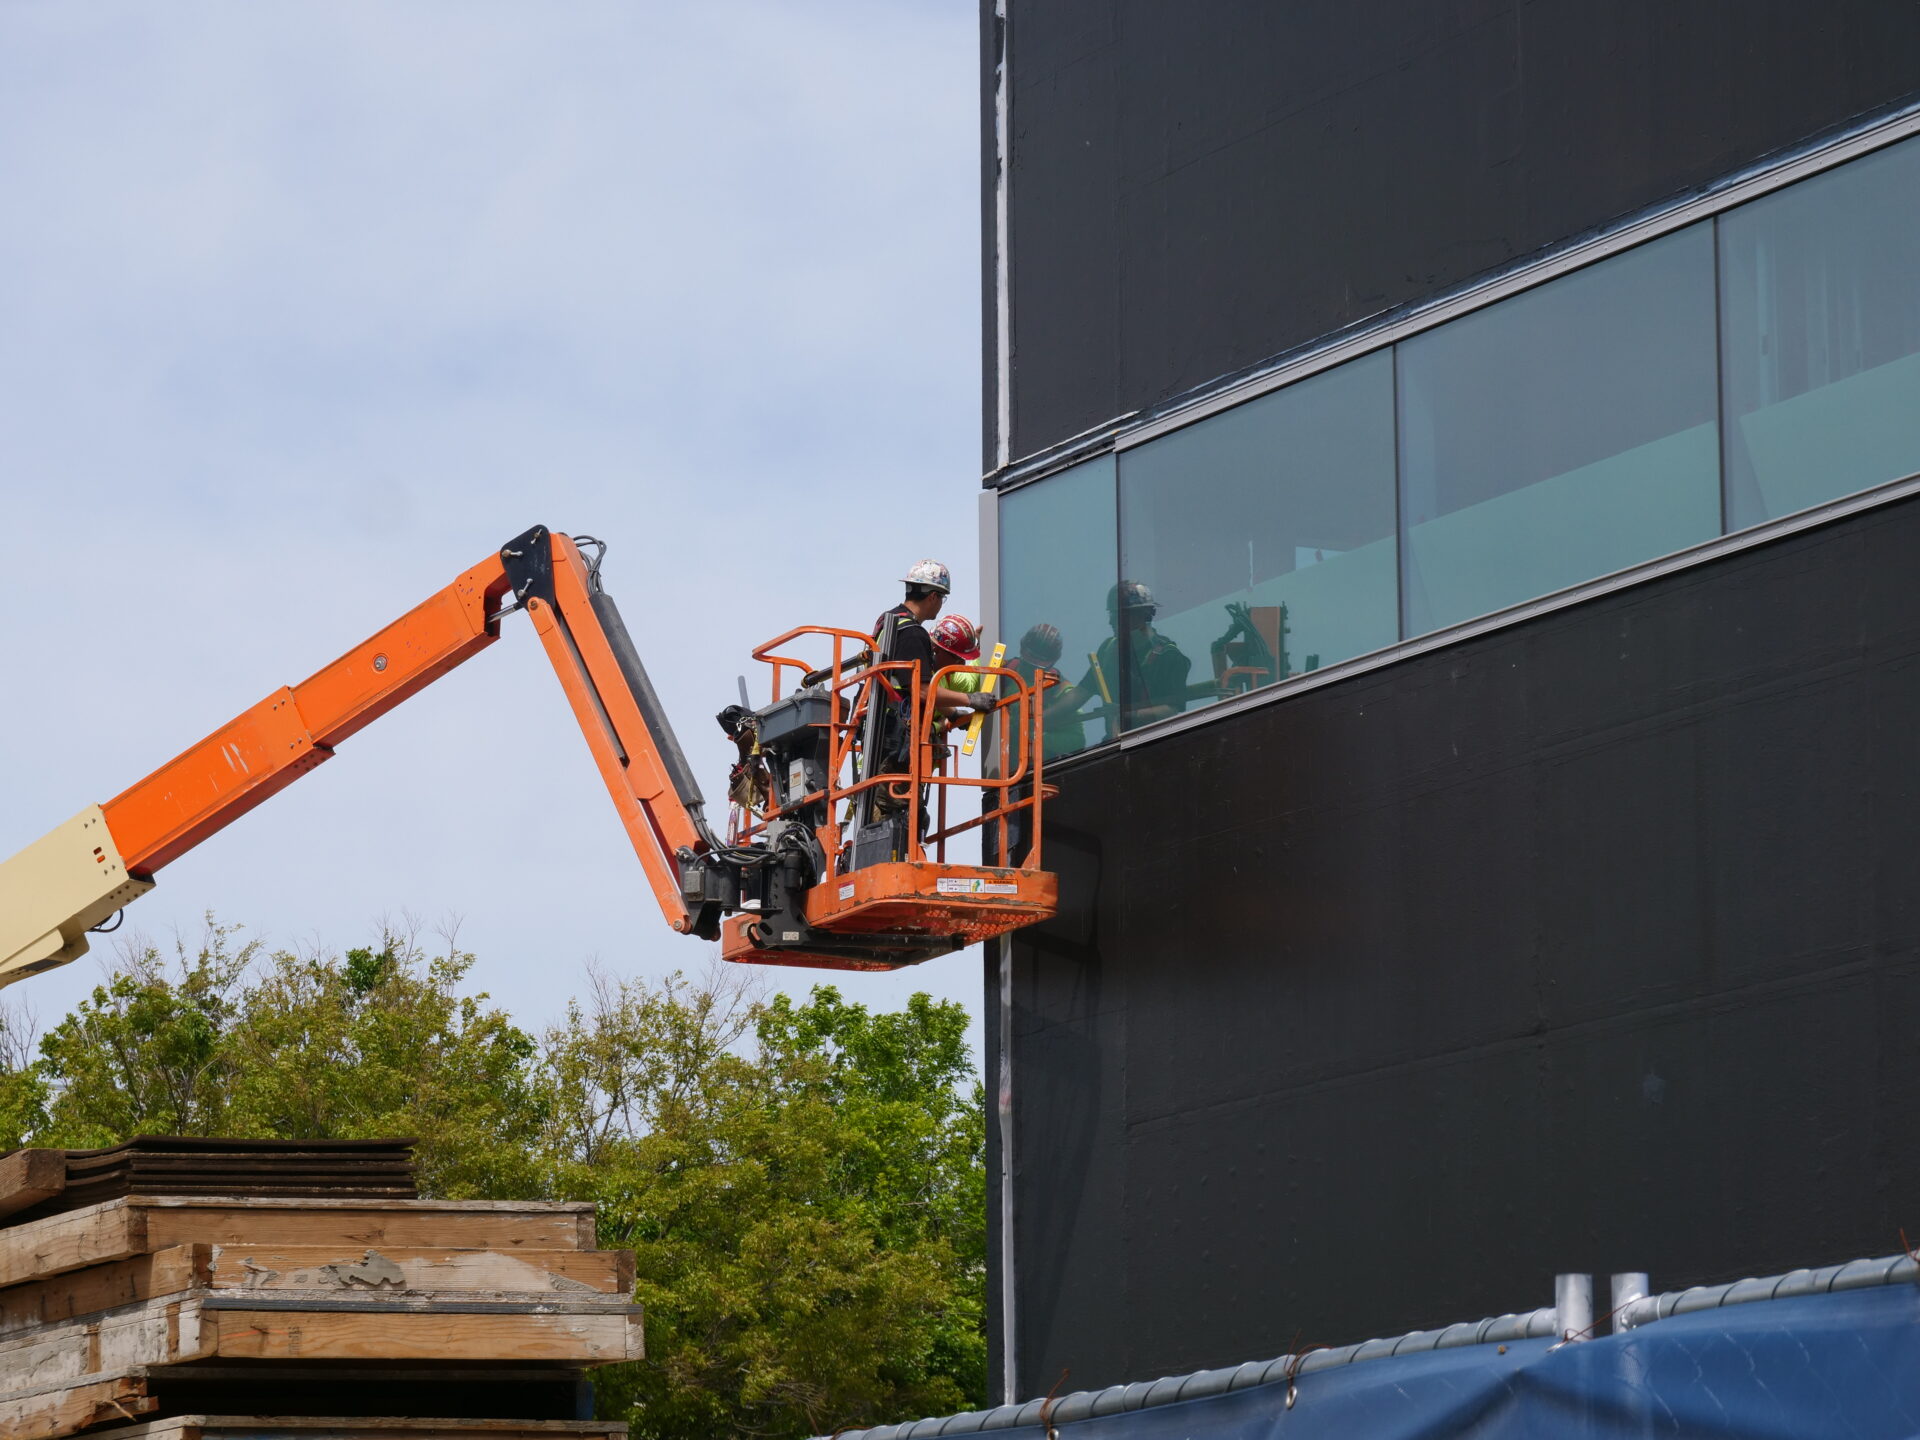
[1117,352,1397,731]
[1720,135,1920,529]
[998,454,1117,759]
[1396,224,1720,635]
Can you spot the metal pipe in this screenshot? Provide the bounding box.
[1610,1272,1652,1332]
[1554,1273,1593,1342]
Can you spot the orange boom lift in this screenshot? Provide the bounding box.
[0,526,1056,987]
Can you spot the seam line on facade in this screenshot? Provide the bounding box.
[1094,469,1920,756]
[986,96,1920,493]
[992,0,1012,472]
[994,934,1016,1407]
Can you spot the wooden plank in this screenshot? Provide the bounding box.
[0,1151,66,1221]
[211,1308,643,1363]
[0,1319,92,1391]
[196,1297,633,1316]
[0,1298,214,1391]
[206,1247,629,1295]
[124,1199,582,1214]
[0,1247,206,1338]
[123,1366,593,1384]
[85,1420,624,1440]
[60,1190,418,1209]
[133,1199,593,1253]
[0,1201,146,1290]
[0,1372,154,1440]
[69,1153,412,1171]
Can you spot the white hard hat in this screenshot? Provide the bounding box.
[903,559,952,594]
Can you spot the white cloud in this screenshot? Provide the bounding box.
[0,1,990,1058]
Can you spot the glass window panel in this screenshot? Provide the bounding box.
[998,454,1117,759]
[1116,352,1397,731]
[1720,134,1920,530]
[1396,224,1720,635]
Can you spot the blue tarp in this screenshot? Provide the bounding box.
[1006,1286,1920,1439]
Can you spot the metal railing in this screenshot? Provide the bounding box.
[737,625,1051,877]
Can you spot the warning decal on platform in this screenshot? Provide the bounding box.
[936,877,1019,895]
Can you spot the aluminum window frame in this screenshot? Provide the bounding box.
[988,100,1920,767]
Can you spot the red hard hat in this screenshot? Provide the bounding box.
[931,614,981,660]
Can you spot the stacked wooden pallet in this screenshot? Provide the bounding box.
[0,1182,642,1440]
[0,1140,418,1226]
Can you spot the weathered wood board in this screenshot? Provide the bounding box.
[0,1295,641,1395]
[86,1419,625,1440]
[0,1198,599,1291]
[139,1200,597,1255]
[0,1247,206,1338]
[209,1307,643,1363]
[0,1371,154,1440]
[0,1298,216,1389]
[0,1151,67,1223]
[0,1203,149,1292]
[205,1246,632,1296]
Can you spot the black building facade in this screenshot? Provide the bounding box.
[980,1,1920,1402]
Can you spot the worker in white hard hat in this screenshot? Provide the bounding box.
[870,560,990,720]
[860,561,989,825]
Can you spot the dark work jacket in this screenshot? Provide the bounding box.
[873,605,938,692]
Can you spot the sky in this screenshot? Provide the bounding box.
[0,2,991,1059]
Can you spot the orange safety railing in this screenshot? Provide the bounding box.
[734,626,1051,881]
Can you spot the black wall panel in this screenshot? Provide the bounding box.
[1001,495,1920,1395]
[998,0,1920,461]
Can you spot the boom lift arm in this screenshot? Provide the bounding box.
[0,526,722,986]
[0,525,1056,988]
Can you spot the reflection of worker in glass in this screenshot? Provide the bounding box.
[1210,600,1281,696]
[1077,581,1193,734]
[1008,623,1085,759]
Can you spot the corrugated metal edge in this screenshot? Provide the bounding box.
[820,1250,1920,1440]
[1619,1251,1920,1329]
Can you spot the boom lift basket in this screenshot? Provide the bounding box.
[717,625,1057,971]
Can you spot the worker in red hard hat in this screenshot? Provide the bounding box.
[1019,622,1063,668]
[931,613,982,683]
[931,612,981,664]
[1009,622,1085,758]
[929,614,992,729]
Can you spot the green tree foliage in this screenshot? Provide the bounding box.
[31,924,543,1199]
[0,923,986,1440]
[558,975,986,1439]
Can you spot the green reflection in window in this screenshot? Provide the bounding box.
[1720,134,1920,529]
[1397,224,1720,635]
[1117,351,1398,730]
[998,454,1118,759]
